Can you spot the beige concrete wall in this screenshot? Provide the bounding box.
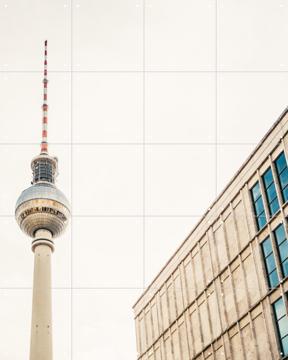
[134,110,288,359]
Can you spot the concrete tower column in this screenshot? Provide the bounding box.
[30,229,54,360]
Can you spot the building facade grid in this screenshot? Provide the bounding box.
[134,111,288,360]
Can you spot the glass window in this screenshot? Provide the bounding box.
[261,236,279,288]
[275,152,288,203]
[258,215,267,230]
[262,167,280,216]
[251,181,267,230]
[269,270,280,288]
[274,297,286,319]
[280,168,288,189]
[263,168,274,187]
[273,297,288,357]
[270,198,280,215]
[251,182,261,200]
[275,225,286,245]
[266,253,277,273]
[262,238,273,256]
[275,152,287,174]
[274,224,288,278]
[283,259,288,276]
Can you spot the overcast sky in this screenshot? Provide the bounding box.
[1,0,288,359]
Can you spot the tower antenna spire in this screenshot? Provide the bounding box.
[41,40,48,154]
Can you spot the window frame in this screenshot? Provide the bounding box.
[251,181,267,231]
[261,235,279,289]
[274,151,288,204]
[274,223,288,279]
[272,296,288,358]
[262,167,280,217]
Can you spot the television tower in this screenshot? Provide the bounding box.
[15,41,70,360]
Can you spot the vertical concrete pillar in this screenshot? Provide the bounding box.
[30,229,54,360]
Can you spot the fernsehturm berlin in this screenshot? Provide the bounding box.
[15,41,70,360]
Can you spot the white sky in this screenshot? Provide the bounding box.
[1,0,288,359]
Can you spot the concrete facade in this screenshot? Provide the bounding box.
[133,108,288,360]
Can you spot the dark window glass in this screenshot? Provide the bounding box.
[279,242,288,262]
[262,238,273,256]
[262,167,280,216]
[278,317,288,338]
[282,336,288,356]
[266,253,277,273]
[275,225,286,245]
[251,182,261,200]
[275,152,287,174]
[269,270,280,288]
[270,199,280,215]
[251,181,267,230]
[255,197,265,214]
[274,224,288,278]
[283,259,288,277]
[258,215,267,229]
[280,168,288,189]
[274,297,286,320]
[284,187,288,202]
[263,168,274,187]
[275,152,288,203]
[266,185,277,201]
[261,236,279,288]
[273,297,288,357]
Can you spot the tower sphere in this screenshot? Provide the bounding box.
[15,154,70,239]
[15,182,70,238]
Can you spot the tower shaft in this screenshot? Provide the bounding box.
[30,229,53,360]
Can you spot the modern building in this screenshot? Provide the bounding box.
[15,41,70,360]
[133,108,288,360]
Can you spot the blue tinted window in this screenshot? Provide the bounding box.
[282,336,288,356]
[275,225,286,245]
[262,167,280,216]
[273,297,288,357]
[255,197,265,214]
[262,237,273,256]
[274,224,288,279]
[278,317,288,338]
[266,185,277,201]
[283,259,288,277]
[279,242,288,262]
[263,168,274,187]
[270,199,280,215]
[284,187,288,202]
[251,181,267,230]
[269,270,280,288]
[275,152,288,203]
[280,168,288,189]
[257,215,267,230]
[275,152,287,174]
[266,253,277,273]
[274,297,286,320]
[261,236,279,288]
[251,182,261,200]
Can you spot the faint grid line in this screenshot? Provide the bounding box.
[142,0,146,290]
[0,287,148,290]
[2,70,288,73]
[215,0,218,197]
[0,214,203,218]
[70,0,73,358]
[0,142,258,146]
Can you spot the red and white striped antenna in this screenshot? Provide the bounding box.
[41,40,48,154]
